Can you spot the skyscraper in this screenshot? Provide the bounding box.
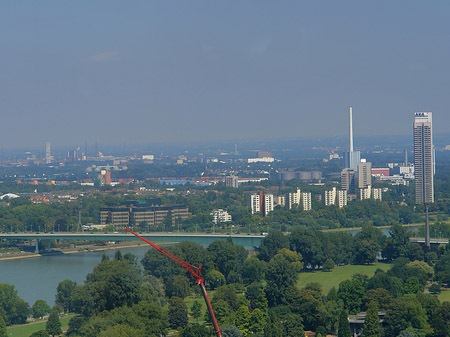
[45,141,51,164]
[414,112,434,204]
[414,112,434,247]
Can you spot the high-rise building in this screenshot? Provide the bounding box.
[301,192,312,211]
[414,112,434,204]
[372,188,382,200]
[414,112,434,247]
[324,187,336,206]
[358,161,372,189]
[45,141,51,164]
[288,188,301,209]
[225,175,239,188]
[341,168,356,195]
[264,194,274,216]
[250,194,261,214]
[360,186,371,200]
[337,190,348,208]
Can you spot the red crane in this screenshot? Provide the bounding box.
[125,228,222,337]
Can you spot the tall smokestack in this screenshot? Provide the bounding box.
[349,106,353,153]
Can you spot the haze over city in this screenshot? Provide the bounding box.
[1,1,450,149]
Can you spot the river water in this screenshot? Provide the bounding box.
[0,246,151,308]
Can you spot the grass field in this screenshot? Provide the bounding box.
[7,316,71,337]
[438,290,450,302]
[297,263,392,294]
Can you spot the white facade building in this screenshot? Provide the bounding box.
[337,190,348,208]
[324,187,336,206]
[288,188,301,209]
[210,209,232,224]
[264,194,274,216]
[301,192,312,211]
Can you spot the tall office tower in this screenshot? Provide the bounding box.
[358,161,372,189]
[45,141,51,164]
[344,106,361,171]
[324,187,336,206]
[337,190,348,208]
[301,192,312,211]
[414,112,434,247]
[341,168,356,194]
[263,194,274,216]
[225,175,239,188]
[250,194,260,214]
[288,188,301,209]
[250,194,261,214]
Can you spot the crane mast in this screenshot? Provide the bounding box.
[125,228,222,337]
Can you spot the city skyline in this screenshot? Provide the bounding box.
[1,2,450,147]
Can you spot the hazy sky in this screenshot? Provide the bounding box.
[1,1,449,148]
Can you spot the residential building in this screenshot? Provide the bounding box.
[250,193,261,214]
[360,186,372,200]
[288,188,301,209]
[372,188,382,200]
[264,194,274,216]
[324,187,336,206]
[301,192,312,211]
[337,190,348,208]
[210,209,232,224]
[225,175,239,188]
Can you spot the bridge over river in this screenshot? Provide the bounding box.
[0,232,265,253]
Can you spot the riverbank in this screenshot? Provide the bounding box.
[0,241,146,261]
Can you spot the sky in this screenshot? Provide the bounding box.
[1,1,449,149]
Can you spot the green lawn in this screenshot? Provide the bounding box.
[438,290,450,302]
[7,316,71,337]
[297,263,392,294]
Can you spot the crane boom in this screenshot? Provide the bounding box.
[125,228,222,337]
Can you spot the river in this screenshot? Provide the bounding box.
[0,246,151,308]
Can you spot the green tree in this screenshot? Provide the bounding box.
[32,299,51,319]
[382,223,410,261]
[205,269,226,290]
[46,310,62,337]
[55,279,77,313]
[222,325,243,337]
[338,275,367,314]
[258,230,289,262]
[264,313,283,337]
[166,275,191,299]
[29,331,49,337]
[98,324,145,337]
[168,296,188,329]
[0,283,30,325]
[234,305,250,335]
[362,301,381,337]
[249,308,266,335]
[190,300,202,322]
[323,258,335,272]
[265,255,298,306]
[0,316,6,337]
[383,297,430,337]
[338,309,351,337]
[241,257,267,285]
[181,324,213,337]
[283,313,305,337]
[431,301,450,337]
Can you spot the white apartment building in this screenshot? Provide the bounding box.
[210,209,232,224]
[301,192,312,211]
[288,188,301,209]
[250,194,261,214]
[324,187,336,206]
[264,194,274,216]
[372,188,382,200]
[337,190,348,208]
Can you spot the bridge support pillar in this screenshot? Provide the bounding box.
[35,239,39,254]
